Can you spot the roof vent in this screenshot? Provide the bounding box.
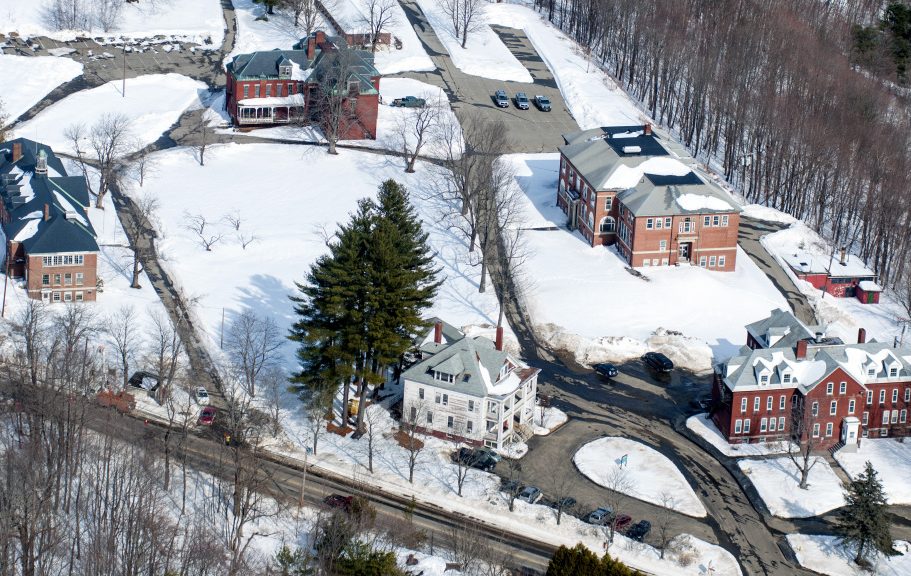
[65,211,80,221]
[622,145,642,154]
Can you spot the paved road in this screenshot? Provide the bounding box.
[395,0,578,153]
[738,216,817,325]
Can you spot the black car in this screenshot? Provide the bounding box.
[550,496,576,510]
[642,352,674,373]
[594,363,619,379]
[625,520,651,541]
[452,447,497,472]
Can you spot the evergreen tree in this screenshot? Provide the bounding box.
[836,461,894,567]
[546,544,642,576]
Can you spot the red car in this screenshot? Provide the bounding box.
[612,514,633,532]
[198,406,216,425]
[323,494,353,512]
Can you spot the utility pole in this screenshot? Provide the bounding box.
[220,307,225,348]
[122,44,127,97]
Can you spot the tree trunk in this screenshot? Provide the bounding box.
[341,379,350,427]
[479,257,487,293]
[131,249,141,289]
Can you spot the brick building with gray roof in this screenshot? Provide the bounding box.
[1,139,99,303]
[557,124,741,271]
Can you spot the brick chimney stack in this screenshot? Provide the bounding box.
[11,142,22,163]
[858,328,866,344]
[796,339,808,359]
[43,203,50,222]
[839,247,847,266]
[433,321,442,344]
[495,326,504,351]
[643,123,652,136]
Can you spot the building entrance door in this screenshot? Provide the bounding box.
[678,243,691,261]
[41,291,50,303]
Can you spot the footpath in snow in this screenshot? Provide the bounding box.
[573,437,707,517]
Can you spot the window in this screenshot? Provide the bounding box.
[642,260,651,267]
[778,416,785,430]
[468,400,474,412]
[901,410,908,424]
[830,400,837,415]
[661,258,669,265]
[759,374,768,386]
[426,412,433,424]
[254,85,260,97]
[740,398,747,413]
[652,259,660,266]
[75,272,83,286]
[753,397,760,411]
[719,255,726,267]
[880,390,886,403]
[839,381,847,394]
[52,292,60,302]
[890,367,898,377]
[811,401,819,416]
[41,274,49,286]
[863,411,869,425]
[410,406,416,420]
[743,419,750,433]
[891,410,899,424]
[812,423,820,437]
[782,373,792,384]
[906,388,910,403]
[825,422,833,437]
[766,396,773,411]
[826,382,833,395]
[867,390,873,404]
[467,420,473,432]
[418,388,424,399]
[604,197,613,211]
[699,256,707,267]
[848,399,855,414]
[447,416,453,428]
[892,389,899,403]
[63,292,71,302]
[713,215,720,227]
[760,418,767,432]
[442,393,449,406]
[64,273,72,286]
[434,371,454,383]
[883,410,890,425]
[780,395,786,410]
[709,255,717,267]
[664,217,671,228]
[75,292,83,302]
[659,240,667,251]
[435,393,441,404]
[655,218,663,229]
[868,367,876,377]
[265,84,271,97]
[54,274,61,285]
[722,215,729,226]
[243,85,249,98]
[599,217,615,233]
[734,419,742,434]
[703,216,711,227]
[646,218,653,229]
[768,418,776,432]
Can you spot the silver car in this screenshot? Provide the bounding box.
[518,485,542,504]
[195,387,209,405]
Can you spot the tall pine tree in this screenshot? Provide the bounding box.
[836,461,893,566]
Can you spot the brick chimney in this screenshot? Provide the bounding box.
[643,123,652,136]
[11,142,22,163]
[858,328,866,344]
[839,247,847,266]
[433,321,442,344]
[796,339,808,359]
[495,326,504,351]
[306,36,315,60]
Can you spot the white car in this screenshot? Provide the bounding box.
[195,387,209,405]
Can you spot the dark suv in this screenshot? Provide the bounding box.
[451,447,497,472]
[642,352,674,373]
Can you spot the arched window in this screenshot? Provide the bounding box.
[599,216,616,233]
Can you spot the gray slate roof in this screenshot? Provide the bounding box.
[745,308,816,350]
[1,138,98,255]
[616,173,741,217]
[227,50,309,80]
[559,127,671,193]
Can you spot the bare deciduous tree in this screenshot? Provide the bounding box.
[193,116,211,166]
[14,299,52,387]
[63,122,93,194]
[0,98,9,142]
[603,466,632,547]
[183,212,223,251]
[362,403,383,474]
[655,491,677,559]
[126,192,159,288]
[395,100,443,173]
[105,305,142,389]
[93,0,123,32]
[262,367,285,438]
[304,387,333,455]
[225,310,283,398]
[440,0,485,49]
[132,148,157,187]
[89,113,133,208]
[399,399,427,484]
[309,46,366,154]
[148,309,183,396]
[788,396,822,490]
[361,0,397,52]
[548,470,575,525]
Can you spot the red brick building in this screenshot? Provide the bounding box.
[556,125,740,271]
[1,139,99,303]
[782,249,881,304]
[712,309,911,449]
[225,31,380,140]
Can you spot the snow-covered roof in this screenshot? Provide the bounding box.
[617,172,740,217]
[237,93,306,107]
[782,251,875,278]
[858,280,882,292]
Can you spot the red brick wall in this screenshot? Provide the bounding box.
[25,253,98,302]
[724,387,798,444]
[861,381,911,438]
[622,211,738,271]
[800,368,865,447]
[227,78,308,122]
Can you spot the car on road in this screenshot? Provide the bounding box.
[517,485,542,504]
[197,406,216,425]
[323,494,354,512]
[585,507,613,525]
[642,351,674,373]
[451,447,497,472]
[195,387,209,405]
[533,95,551,111]
[612,514,633,532]
[390,95,426,108]
[515,92,530,109]
[625,520,651,541]
[550,496,576,510]
[594,363,619,379]
[494,89,510,108]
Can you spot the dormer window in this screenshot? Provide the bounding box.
[890,367,899,378]
[867,367,876,377]
[760,374,769,385]
[782,372,792,384]
[279,65,292,78]
[433,370,454,383]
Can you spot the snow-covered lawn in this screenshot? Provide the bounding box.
[0,0,223,45]
[13,74,206,155]
[506,153,789,372]
[532,405,567,435]
[737,457,844,518]
[787,535,911,576]
[834,439,911,505]
[484,3,641,129]
[753,205,907,347]
[413,0,531,83]
[685,414,791,458]
[230,0,325,60]
[573,437,706,517]
[0,54,83,125]
[332,0,434,74]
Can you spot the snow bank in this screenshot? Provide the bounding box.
[532,405,567,435]
[573,437,706,517]
[741,204,799,225]
[675,193,732,212]
[834,439,911,505]
[0,55,83,125]
[0,0,223,45]
[685,414,791,457]
[787,534,911,576]
[413,0,532,82]
[737,457,844,518]
[13,73,206,155]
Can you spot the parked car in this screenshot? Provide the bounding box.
[515,92,530,110]
[476,446,502,462]
[197,406,216,425]
[625,520,651,541]
[517,486,542,504]
[500,479,522,494]
[323,494,354,512]
[612,514,633,532]
[689,397,712,411]
[451,447,497,472]
[594,363,619,379]
[585,507,613,525]
[550,496,576,510]
[391,95,426,108]
[195,387,209,405]
[642,351,674,373]
[494,89,510,108]
[533,95,551,111]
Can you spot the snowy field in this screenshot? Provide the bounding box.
[333,0,435,74]
[13,73,206,155]
[0,0,223,45]
[229,0,324,60]
[506,153,789,372]
[413,0,532,82]
[685,414,791,458]
[834,439,911,505]
[787,535,911,576]
[484,3,642,129]
[752,205,907,347]
[131,143,511,369]
[573,437,706,517]
[737,457,844,518]
[0,54,83,125]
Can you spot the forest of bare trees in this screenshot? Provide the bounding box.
[534,0,911,294]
